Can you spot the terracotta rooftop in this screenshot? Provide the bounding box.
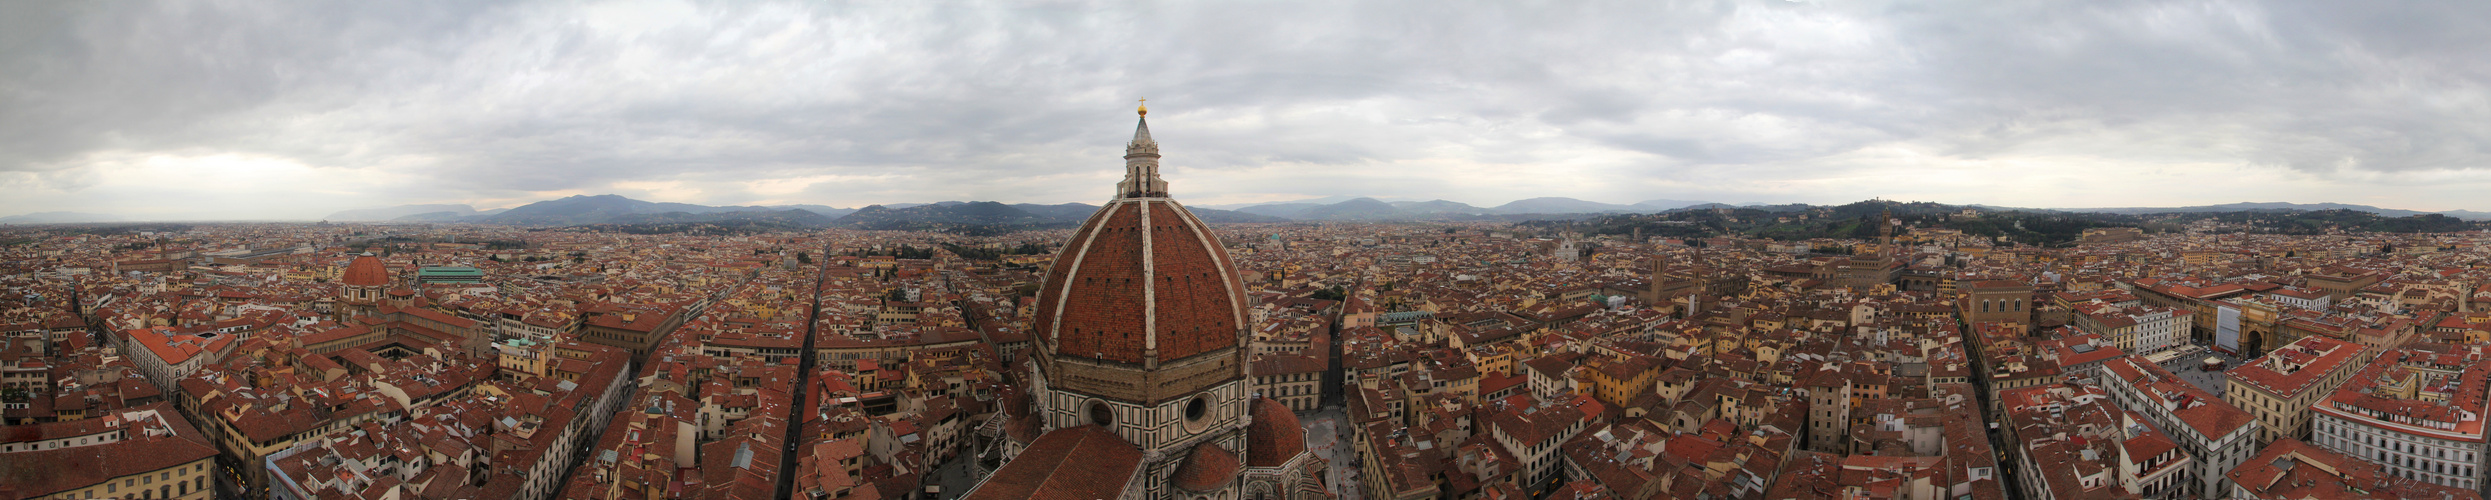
[1171,443,1240,492]
[2226,437,2480,500]
[342,254,390,287]
[965,425,1142,500]
[2229,335,2362,398]
[1245,396,1305,468]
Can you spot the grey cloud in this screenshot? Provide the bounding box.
[6,0,2491,218]
[1898,1,2491,172]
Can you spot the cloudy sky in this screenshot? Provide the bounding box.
[4,0,2489,220]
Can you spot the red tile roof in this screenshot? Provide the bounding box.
[2229,335,2361,398]
[1245,397,1305,468]
[1171,443,1240,492]
[966,425,1142,500]
[0,404,218,498]
[2226,437,2479,499]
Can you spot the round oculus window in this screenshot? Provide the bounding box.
[1087,400,1114,428]
[1182,395,1214,433]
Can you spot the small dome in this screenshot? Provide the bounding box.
[1171,442,1239,492]
[1244,397,1305,468]
[342,254,390,287]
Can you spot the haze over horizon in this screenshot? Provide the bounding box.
[7,1,2491,220]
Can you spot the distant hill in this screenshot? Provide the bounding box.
[341,195,849,226]
[1199,195,1419,210]
[1296,198,1405,220]
[836,202,1047,226]
[572,209,840,235]
[1533,198,2491,246]
[482,194,742,225]
[1235,203,1325,219]
[600,209,838,226]
[834,202,1062,234]
[1489,197,1637,215]
[773,205,858,218]
[1008,203,1099,220]
[1205,196,1720,221]
[2063,202,2489,220]
[1188,207,1290,223]
[2445,210,2491,220]
[1234,198,1473,221]
[829,200,1285,234]
[1632,199,1711,211]
[0,212,124,224]
[321,195,1282,231]
[1390,200,1488,216]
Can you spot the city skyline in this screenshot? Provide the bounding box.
[9,74,2491,499]
[5,1,2491,219]
[15,2,2491,499]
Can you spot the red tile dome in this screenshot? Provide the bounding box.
[1244,397,1305,467]
[1171,442,1239,492]
[341,254,390,287]
[1033,113,1247,367]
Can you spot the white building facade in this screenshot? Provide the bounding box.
[2308,346,2491,495]
[2098,356,2263,497]
[2311,406,2488,492]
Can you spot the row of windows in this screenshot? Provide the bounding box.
[1257,372,1316,383]
[2318,418,2485,491]
[72,463,207,499]
[2317,419,2478,460]
[0,431,120,452]
[2324,432,2478,485]
[1261,383,1317,396]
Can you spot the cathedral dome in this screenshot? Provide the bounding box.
[342,253,390,287]
[1171,443,1240,492]
[969,106,1289,500]
[1244,397,1305,468]
[1033,112,1248,372]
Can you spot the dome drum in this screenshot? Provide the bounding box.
[1039,340,1243,406]
[1037,374,1252,455]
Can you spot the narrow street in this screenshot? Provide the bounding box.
[1972,376,2024,500]
[774,246,833,499]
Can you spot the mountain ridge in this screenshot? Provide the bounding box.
[297,196,2491,228]
[2053,201,2476,219]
